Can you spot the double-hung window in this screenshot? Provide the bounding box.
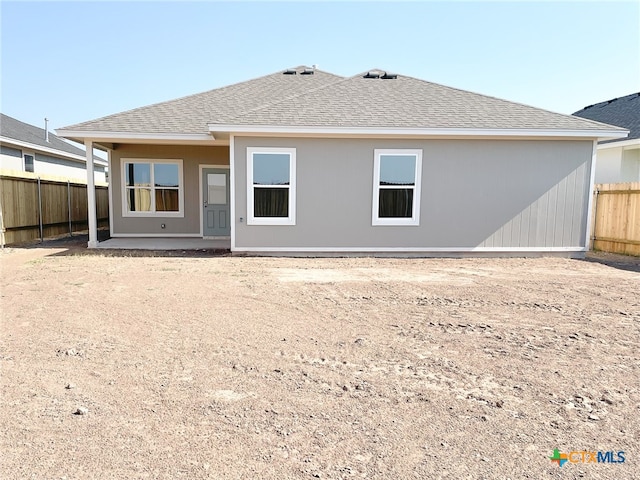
[372,149,422,226]
[121,159,184,217]
[247,147,296,225]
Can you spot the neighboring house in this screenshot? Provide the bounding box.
[0,113,107,182]
[57,66,627,255]
[573,93,640,184]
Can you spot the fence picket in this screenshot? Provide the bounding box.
[0,174,109,245]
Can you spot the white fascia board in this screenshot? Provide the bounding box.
[597,138,640,150]
[55,130,217,143]
[209,124,629,139]
[0,135,107,166]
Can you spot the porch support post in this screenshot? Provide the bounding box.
[85,139,98,248]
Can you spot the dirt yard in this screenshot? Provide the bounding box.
[1,241,639,479]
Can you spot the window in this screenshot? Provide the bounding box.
[121,159,184,217]
[24,154,34,173]
[247,147,296,225]
[372,149,422,226]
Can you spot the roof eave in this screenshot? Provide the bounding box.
[56,130,223,146]
[208,124,630,140]
[0,135,107,166]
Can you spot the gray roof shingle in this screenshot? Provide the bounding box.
[1,113,102,161]
[572,92,640,143]
[60,67,627,136]
[62,67,343,134]
[216,71,621,132]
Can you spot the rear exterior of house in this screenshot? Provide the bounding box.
[58,66,628,256]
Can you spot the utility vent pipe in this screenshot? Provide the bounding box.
[44,118,49,142]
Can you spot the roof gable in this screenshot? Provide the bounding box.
[573,92,640,143]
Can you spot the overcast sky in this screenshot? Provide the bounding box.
[1,1,638,133]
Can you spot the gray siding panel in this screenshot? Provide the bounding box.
[234,137,593,250]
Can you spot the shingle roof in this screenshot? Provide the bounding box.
[62,66,343,134]
[1,113,103,163]
[572,92,640,143]
[60,67,627,136]
[215,70,620,132]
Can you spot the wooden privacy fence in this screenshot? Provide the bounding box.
[0,173,109,246]
[591,182,640,256]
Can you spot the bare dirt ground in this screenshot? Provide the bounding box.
[1,239,639,479]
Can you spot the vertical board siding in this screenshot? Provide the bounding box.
[592,182,640,256]
[0,174,109,245]
[480,155,589,249]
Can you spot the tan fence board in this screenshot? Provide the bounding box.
[593,182,640,256]
[0,174,109,246]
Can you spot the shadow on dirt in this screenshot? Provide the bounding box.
[582,251,640,273]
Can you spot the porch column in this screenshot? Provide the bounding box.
[85,139,98,248]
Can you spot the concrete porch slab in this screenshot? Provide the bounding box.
[95,237,231,251]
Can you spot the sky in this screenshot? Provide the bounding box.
[1,0,639,136]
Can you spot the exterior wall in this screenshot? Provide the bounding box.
[110,144,229,236]
[0,145,23,171]
[233,137,593,251]
[595,142,640,183]
[0,143,106,182]
[621,148,640,182]
[35,153,106,182]
[595,147,623,184]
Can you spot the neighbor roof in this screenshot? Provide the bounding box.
[1,113,104,163]
[573,92,640,143]
[59,67,627,137]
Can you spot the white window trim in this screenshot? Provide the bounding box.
[246,147,296,226]
[120,158,184,218]
[372,149,422,226]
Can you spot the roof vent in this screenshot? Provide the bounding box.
[283,69,297,75]
[300,68,315,75]
[381,72,397,79]
[364,71,381,79]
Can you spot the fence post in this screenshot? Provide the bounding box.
[590,188,599,250]
[37,176,44,243]
[68,180,72,236]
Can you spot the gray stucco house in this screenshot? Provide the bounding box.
[57,66,627,256]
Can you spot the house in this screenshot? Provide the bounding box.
[0,113,108,182]
[57,66,627,256]
[572,93,640,184]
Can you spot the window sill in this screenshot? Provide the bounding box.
[372,219,420,226]
[247,217,296,226]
